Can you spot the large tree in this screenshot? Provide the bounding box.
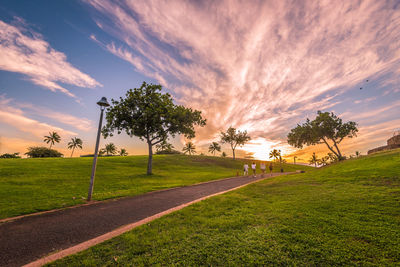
[102,82,206,175]
[287,111,358,160]
[220,127,251,160]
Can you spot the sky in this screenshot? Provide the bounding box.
[0,0,399,161]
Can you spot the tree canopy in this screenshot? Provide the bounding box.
[103,82,206,174]
[208,142,221,156]
[220,127,251,160]
[67,137,83,157]
[43,131,61,149]
[287,111,358,160]
[182,141,196,155]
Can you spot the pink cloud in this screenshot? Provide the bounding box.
[0,95,79,138]
[0,18,102,98]
[86,0,400,157]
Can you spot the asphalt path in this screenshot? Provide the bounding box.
[0,172,293,266]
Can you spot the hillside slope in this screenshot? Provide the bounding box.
[0,155,310,219]
[51,149,400,266]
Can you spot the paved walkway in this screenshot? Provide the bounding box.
[0,172,293,266]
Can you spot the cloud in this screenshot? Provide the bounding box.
[0,95,78,138]
[14,101,94,132]
[0,18,102,98]
[86,0,400,158]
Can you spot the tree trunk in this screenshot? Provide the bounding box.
[232,149,235,160]
[147,141,153,175]
[70,147,75,158]
[49,143,52,149]
[322,138,340,159]
[333,141,343,160]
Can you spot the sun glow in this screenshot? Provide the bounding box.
[241,138,292,161]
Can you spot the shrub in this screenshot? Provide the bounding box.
[0,152,21,158]
[25,147,63,158]
[155,149,182,155]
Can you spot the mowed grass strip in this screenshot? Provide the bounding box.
[0,154,309,219]
[49,150,400,266]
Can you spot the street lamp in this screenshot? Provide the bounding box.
[87,97,110,201]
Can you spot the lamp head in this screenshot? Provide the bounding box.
[97,97,110,108]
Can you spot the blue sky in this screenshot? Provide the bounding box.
[0,0,399,160]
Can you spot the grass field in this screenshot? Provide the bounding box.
[49,149,400,266]
[0,154,309,219]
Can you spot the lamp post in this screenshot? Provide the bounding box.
[87,97,110,201]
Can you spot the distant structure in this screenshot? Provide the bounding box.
[368,131,400,154]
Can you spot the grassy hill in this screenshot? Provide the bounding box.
[0,155,309,219]
[49,149,400,266]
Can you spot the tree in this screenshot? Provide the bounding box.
[309,152,319,167]
[269,149,281,162]
[67,137,83,157]
[119,148,128,156]
[355,151,361,157]
[0,152,21,158]
[287,111,358,161]
[327,152,338,163]
[318,155,330,166]
[220,127,251,160]
[182,141,196,155]
[99,148,106,156]
[221,152,227,157]
[104,143,117,156]
[25,147,63,158]
[208,142,221,156]
[43,131,61,148]
[102,82,206,175]
[156,140,174,152]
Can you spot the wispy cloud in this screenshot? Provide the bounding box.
[0,18,102,98]
[0,95,78,137]
[86,0,400,157]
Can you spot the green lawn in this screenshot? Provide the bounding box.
[0,154,309,219]
[49,150,400,266]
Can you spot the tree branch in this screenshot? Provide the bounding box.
[321,137,339,157]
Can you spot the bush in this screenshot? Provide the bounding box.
[0,152,21,158]
[25,147,63,158]
[155,149,182,155]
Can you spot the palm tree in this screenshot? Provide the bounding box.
[119,148,128,156]
[355,151,361,157]
[182,142,196,155]
[309,152,319,167]
[99,148,106,156]
[318,156,329,166]
[104,143,117,156]
[67,137,83,157]
[208,142,221,156]
[44,131,61,148]
[156,140,174,152]
[269,149,281,162]
[327,152,337,163]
